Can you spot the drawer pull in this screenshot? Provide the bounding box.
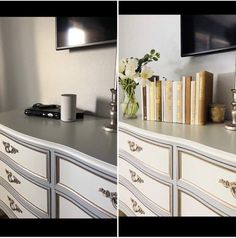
[98,188,117,209]
[3,141,19,154]
[219,179,236,198]
[5,169,21,184]
[130,198,145,214]
[7,196,22,213]
[128,141,142,152]
[129,169,144,183]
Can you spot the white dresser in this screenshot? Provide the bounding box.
[119,118,236,216]
[0,110,117,218]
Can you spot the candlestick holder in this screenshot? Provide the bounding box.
[225,89,236,130]
[103,88,117,132]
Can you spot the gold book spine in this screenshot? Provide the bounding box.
[190,81,196,125]
[195,73,200,125]
[156,80,162,121]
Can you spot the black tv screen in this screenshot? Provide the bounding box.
[56,17,117,50]
[181,15,236,57]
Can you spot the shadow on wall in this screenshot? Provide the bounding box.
[81,97,110,118]
[215,72,234,120]
[171,56,235,121]
[95,97,110,118]
[0,18,40,112]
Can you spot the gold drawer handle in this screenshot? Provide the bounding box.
[98,188,117,209]
[2,141,19,154]
[7,196,23,213]
[219,179,236,198]
[130,198,145,214]
[128,141,142,152]
[129,169,144,183]
[5,169,21,184]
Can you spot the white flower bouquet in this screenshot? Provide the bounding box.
[119,49,160,118]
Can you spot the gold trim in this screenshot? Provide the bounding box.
[2,141,19,154]
[129,169,144,183]
[178,148,236,211]
[119,129,173,179]
[98,188,117,209]
[219,179,236,199]
[119,156,173,215]
[130,197,145,215]
[7,195,23,214]
[0,159,50,215]
[56,155,116,217]
[0,131,50,181]
[127,141,143,152]
[56,184,115,217]
[5,169,21,184]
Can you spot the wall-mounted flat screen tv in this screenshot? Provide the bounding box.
[181,15,236,57]
[56,17,117,50]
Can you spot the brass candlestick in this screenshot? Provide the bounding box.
[225,89,236,130]
[103,88,117,132]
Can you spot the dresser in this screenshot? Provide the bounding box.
[119,117,236,216]
[0,110,117,218]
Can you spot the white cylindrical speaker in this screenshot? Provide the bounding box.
[61,94,77,122]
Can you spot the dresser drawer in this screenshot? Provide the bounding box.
[0,160,49,214]
[56,156,117,216]
[119,157,171,214]
[178,190,221,216]
[0,133,49,180]
[57,195,92,218]
[0,185,37,218]
[119,184,156,216]
[178,149,236,210]
[119,131,172,177]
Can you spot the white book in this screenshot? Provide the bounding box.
[140,85,144,120]
[195,73,200,125]
[146,83,150,120]
[161,79,166,122]
[172,81,178,123]
[190,81,196,124]
[154,77,157,121]
[182,76,186,124]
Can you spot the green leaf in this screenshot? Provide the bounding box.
[155,52,160,57]
[153,57,158,61]
[150,49,155,54]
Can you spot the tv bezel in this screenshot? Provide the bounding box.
[180,15,236,57]
[55,17,117,51]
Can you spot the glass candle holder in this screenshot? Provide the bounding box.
[209,104,226,123]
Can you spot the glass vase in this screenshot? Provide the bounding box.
[121,90,139,119]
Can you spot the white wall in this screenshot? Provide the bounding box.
[0,17,116,117]
[119,15,236,120]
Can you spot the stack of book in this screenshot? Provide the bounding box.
[141,71,213,125]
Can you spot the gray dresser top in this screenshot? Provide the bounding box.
[120,116,236,155]
[0,110,117,166]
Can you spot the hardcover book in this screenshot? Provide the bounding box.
[172,81,178,123]
[141,86,147,120]
[176,81,182,123]
[156,79,162,121]
[190,80,196,125]
[185,76,192,124]
[165,80,173,122]
[149,77,156,121]
[198,71,213,125]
